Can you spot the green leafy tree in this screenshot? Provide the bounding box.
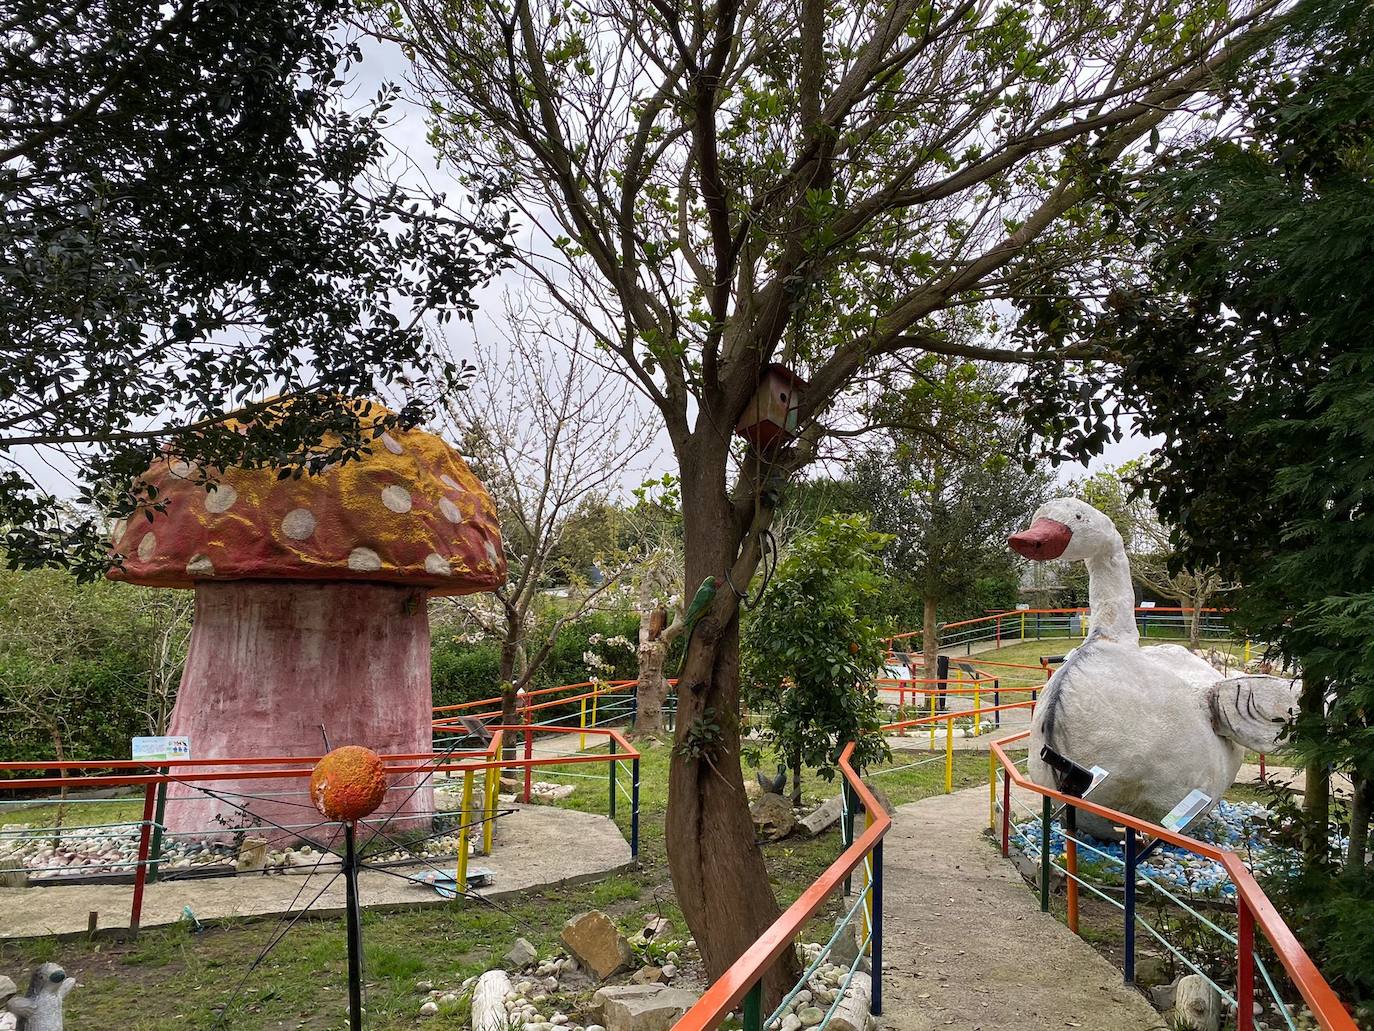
[382,0,1308,991]
[742,515,891,804]
[1015,0,1374,1007]
[851,362,1053,678]
[1,0,510,576]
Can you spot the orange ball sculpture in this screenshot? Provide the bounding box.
[310,746,389,823]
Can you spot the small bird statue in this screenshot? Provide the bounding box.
[6,963,76,1031]
[756,765,787,795]
[681,576,717,646]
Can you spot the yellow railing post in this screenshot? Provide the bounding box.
[1244,639,1252,664]
[456,768,474,895]
[945,718,954,793]
[579,697,588,751]
[591,687,599,731]
[482,764,496,855]
[1020,611,1026,641]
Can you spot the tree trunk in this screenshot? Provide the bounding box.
[1187,597,1202,649]
[635,636,670,734]
[499,618,520,761]
[1297,676,1330,864]
[1346,774,1371,874]
[921,595,939,683]
[635,603,673,735]
[665,445,800,1009]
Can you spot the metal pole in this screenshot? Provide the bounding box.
[1123,828,1137,984]
[148,772,169,884]
[1065,806,1079,935]
[523,727,534,804]
[343,823,364,1031]
[988,752,997,830]
[841,778,855,895]
[871,840,884,1016]
[630,758,640,860]
[1040,795,1052,912]
[608,738,617,821]
[743,983,763,1031]
[130,781,157,933]
[1237,900,1256,1031]
[993,680,1000,726]
[944,718,953,793]
[1001,769,1011,857]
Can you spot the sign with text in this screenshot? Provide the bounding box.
[132,736,191,761]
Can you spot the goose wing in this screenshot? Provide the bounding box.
[1208,675,1300,753]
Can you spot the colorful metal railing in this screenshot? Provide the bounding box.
[0,726,640,936]
[886,605,1235,657]
[988,730,1356,1031]
[671,739,891,1031]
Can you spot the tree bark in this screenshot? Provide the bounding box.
[635,636,670,734]
[1346,774,1371,874]
[499,623,520,761]
[665,443,800,1009]
[1297,676,1330,864]
[921,595,939,683]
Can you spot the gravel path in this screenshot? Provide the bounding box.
[877,786,1166,1031]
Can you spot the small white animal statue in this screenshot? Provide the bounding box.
[5,963,76,1031]
[1009,497,1299,839]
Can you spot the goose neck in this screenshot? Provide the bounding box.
[1084,547,1139,644]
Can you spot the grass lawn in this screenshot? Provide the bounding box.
[0,736,1005,1031]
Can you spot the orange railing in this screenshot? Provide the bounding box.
[0,726,641,937]
[672,739,892,1031]
[989,730,1356,1031]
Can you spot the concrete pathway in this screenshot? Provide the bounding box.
[877,787,1166,1031]
[0,803,630,940]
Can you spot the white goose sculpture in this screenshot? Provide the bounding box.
[1008,498,1298,839]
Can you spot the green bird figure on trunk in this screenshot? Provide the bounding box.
[681,575,717,649]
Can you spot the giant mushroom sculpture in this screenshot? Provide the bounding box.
[109,402,505,837]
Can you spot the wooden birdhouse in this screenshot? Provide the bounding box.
[735,364,806,449]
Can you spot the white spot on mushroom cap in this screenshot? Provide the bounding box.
[440,474,461,491]
[380,432,404,455]
[187,554,214,576]
[439,497,462,523]
[204,483,238,514]
[169,459,196,480]
[281,508,316,540]
[137,533,157,561]
[484,541,499,566]
[381,485,412,513]
[348,547,382,572]
[424,553,451,576]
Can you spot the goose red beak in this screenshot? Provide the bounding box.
[1009,518,1072,560]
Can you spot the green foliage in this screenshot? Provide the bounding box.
[742,515,893,780]
[1,0,510,576]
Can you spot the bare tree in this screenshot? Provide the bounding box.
[1129,501,1233,650]
[379,0,1298,995]
[438,302,656,741]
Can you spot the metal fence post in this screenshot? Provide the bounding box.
[743,982,763,1031]
[944,718,953,793]
[1001,769,1011,857]
[1065,806,1079,935]
[1040,795,1052,913]
[630,757,640,860]
[841,778,855,895]
[1124,827,1137,984]
[1237,900,1256,1031]
[147,772,169,884]
[130,781,157,933]
[871,840,884,1016]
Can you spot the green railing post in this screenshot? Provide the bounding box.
[841,778,855,895]
[147,772,168,883]
[1040,795,1052,912]
[743,982,763,1031]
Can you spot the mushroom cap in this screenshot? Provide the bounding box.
[108,401,505,596]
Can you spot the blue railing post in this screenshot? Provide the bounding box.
[1123,827,1137,984]
[609,737,617,821]
[871,840,883,1016]
[993,680,1000,727]
[743,982,763,1031]
[630,757,640,860]
[1040,795,1052,912]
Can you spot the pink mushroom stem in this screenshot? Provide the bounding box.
[163,581,435,841]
